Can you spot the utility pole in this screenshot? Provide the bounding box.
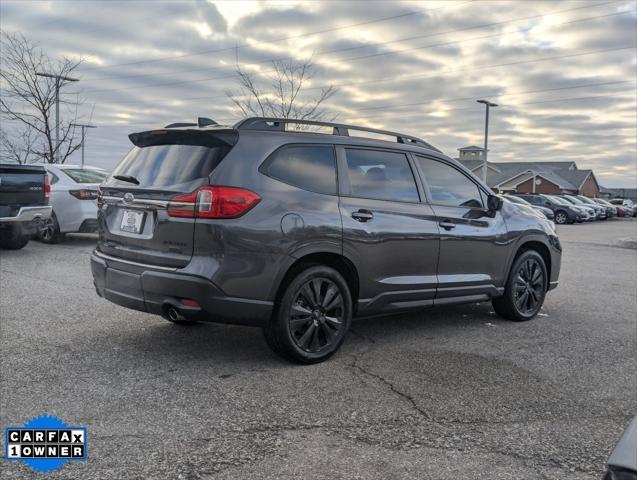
[476,99,498,184]
[35,72,79,163]
[70,123,96,167]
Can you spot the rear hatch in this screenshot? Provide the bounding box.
[97,128,237,268]
[0,164,47,217]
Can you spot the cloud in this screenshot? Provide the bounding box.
[0,0,635,187]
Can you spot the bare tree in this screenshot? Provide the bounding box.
[0,126,36,164]
[225,54,337,123]
[0,32,83,163]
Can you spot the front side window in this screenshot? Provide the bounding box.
[262,145,337,195]
[417,157,484,208]
[344,148,419,203]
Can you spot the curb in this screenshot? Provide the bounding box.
[617,238,637,250]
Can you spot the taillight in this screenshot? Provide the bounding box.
[44,175,51,202]
[167,186,260,219]
[97,188,104,210]
[69,189,99,200]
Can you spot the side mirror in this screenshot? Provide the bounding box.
[487,195,503,212]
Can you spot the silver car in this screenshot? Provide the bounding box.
[38,164,108,243]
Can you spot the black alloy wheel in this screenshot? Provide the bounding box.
[289,277,344,353]
[493,249,547,322]
[513,257,544,315]
[264,265,352,364]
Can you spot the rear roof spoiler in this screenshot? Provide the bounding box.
[129,128,238,148]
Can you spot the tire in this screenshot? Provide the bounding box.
[554,210,568,225]
[493,250,548,322]
[38,212,65,244]
[0,225,29,250]
[264,265,352,364]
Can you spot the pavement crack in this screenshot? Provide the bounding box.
[349,358,432,421]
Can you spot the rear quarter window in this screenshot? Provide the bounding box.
[260,145,337,195]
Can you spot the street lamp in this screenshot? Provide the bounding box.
[476,99,498,183]
[70,123,97,167]
[35,72,79,163]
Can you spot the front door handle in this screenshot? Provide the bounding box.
[352,209,374,222]
[439,220,456,230]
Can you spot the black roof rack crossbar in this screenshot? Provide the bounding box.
[233,117,440,152]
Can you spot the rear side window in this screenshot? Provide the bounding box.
[62,168,107,184]
[344,149,419,203]
[261,145,337,195]
[416,157,484,208]
[107,144,228,192]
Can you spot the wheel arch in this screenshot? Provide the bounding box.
[272,252,360,314]
[511,239,552,290]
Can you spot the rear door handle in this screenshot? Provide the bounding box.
[438,220,456,230]
[352,209,373,222]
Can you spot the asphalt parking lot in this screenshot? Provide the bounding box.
[1,219,636,480]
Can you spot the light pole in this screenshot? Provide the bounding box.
[476,99,498,184]
[35,72,79,163]
[70,123,96,167]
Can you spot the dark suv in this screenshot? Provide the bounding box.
[514,193,583,224]
[91,117,561,363]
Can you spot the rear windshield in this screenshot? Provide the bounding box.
[106,144,228,191]
[63,168,108,184]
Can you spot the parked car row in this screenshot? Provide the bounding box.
[506,192,635,224]
[608,197,637,218]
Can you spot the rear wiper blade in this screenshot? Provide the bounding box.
[113,175,140,185]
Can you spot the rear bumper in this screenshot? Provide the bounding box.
[57,198,97,233]
[91,251,272,326]
[0,205,51,223]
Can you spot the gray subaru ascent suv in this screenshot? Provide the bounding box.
[91,117,561,363]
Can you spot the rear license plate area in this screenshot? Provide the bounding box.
[120,209,145,234]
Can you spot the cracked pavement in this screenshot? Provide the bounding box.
[1,220,636,479]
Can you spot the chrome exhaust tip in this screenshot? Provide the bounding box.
[167,307,186,322]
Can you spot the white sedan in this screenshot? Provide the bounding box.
[38,164,108,243]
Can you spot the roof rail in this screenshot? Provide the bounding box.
[233,117,440,152]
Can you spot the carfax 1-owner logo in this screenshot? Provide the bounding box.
[4,415,87,474]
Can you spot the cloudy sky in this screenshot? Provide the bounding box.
[1,0,636,187]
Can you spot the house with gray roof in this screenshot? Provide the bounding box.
[455,146,601,197]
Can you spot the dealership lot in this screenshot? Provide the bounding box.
[1,220,635,479]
